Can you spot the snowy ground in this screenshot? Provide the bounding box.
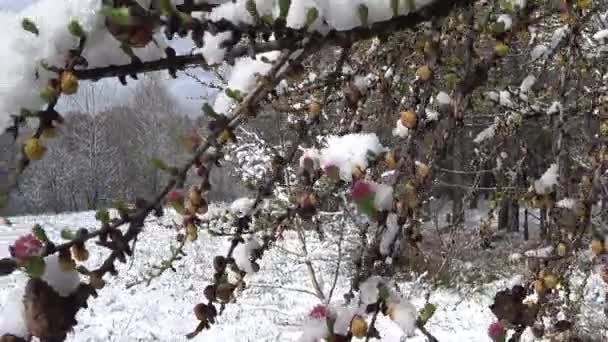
[0,208,605,341]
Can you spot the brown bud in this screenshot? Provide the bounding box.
[204,285,216,302]
[216,283,236,303]
[89,273,106,290]
[194,303,208,321]
[213,256,227,273]
[71,244,89,262]
[400,110,417,129]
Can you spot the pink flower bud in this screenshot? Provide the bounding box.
[309,304,330,320]
[11,234,43,261]
[351,181,375,203]
[488,321,506,340]
[168,190,184,203]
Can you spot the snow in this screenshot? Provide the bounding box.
[359,276,386,304]
[547,101,562,115]
[0,0,166,131]
[389,300,417,337]
[499,90,514,107]
[40,254,81,297]
[551,26,569,49]
[372,183,393,211]
[208,0,439,32]
[297,315,329,342]
[333,306,358,336]
[556,197,577,209]
[319,133,386,182]
[519,75,536,94]
[213,51,280,116]
[0,207,604,341]
[196,31,233,65]
[230,197,255,217]
[530,44,548,61]
[474,124,497,144]
[435,91,451,106]
[524,246,554,258]
[380,213,400,256]
[0,278,28,339]
[497,14,512,30]
[425,109,440,122]
[533,163,558,194]
[392,119,410,138]
[233,236,262,274]
[593,29,608,40]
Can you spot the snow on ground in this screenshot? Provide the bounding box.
[0,206,605,341]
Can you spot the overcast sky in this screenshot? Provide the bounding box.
[0,0,213,116]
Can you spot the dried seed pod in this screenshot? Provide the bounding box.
[416,65,432,81]
[350,315,368,338]
[60,71,79,95]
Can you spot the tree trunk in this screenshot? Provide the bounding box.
[498,200,509,230]
[510,200,519,232]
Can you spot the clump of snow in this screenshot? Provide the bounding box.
[392,119,410,138]
[474,124,497,144]
[196,31,233,65]
[0,281,28,339]
[333,306,359,335]
[380,213,400,256]
[530,44,548,61]
[360,276,388,304]
[425,109,440,121]
[435,91,451,106]
[389,300,417,337]
[524,246,554,258]
[319,133,386,182]
[0,0,166,132]
[499,90,514,107]
[508,253,523,263]
[497,14,513,30]
[556,198,577,209]
[519,75,536,94]
[533,163,558,194]
[41,254,81,297]
[373,183,393,211]
[298,315,329,342]
[547,101,562,115]
[210,0,438,32]
[233,236,261,274]
[213,51,280,116]
[593,29,608,40]
[485,91,500,102]
[551,26,569,49]
[230,197,255,217]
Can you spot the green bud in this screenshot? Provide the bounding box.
[22,18,39,35]
[68,20,85,38]
[305,7,318,28]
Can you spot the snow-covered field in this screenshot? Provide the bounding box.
[0,209,605,341]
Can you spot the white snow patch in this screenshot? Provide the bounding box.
[436,91,451,105]
[392,119,410,138]
[380,213,400,256]
[319,133,386,182]
[197,31,233,65]
[233,236,262,274]
[525,246,554,258]
[230,197,255,216]
[533,163,558,194]
[474,124,497,144]
[41,254,81,297]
